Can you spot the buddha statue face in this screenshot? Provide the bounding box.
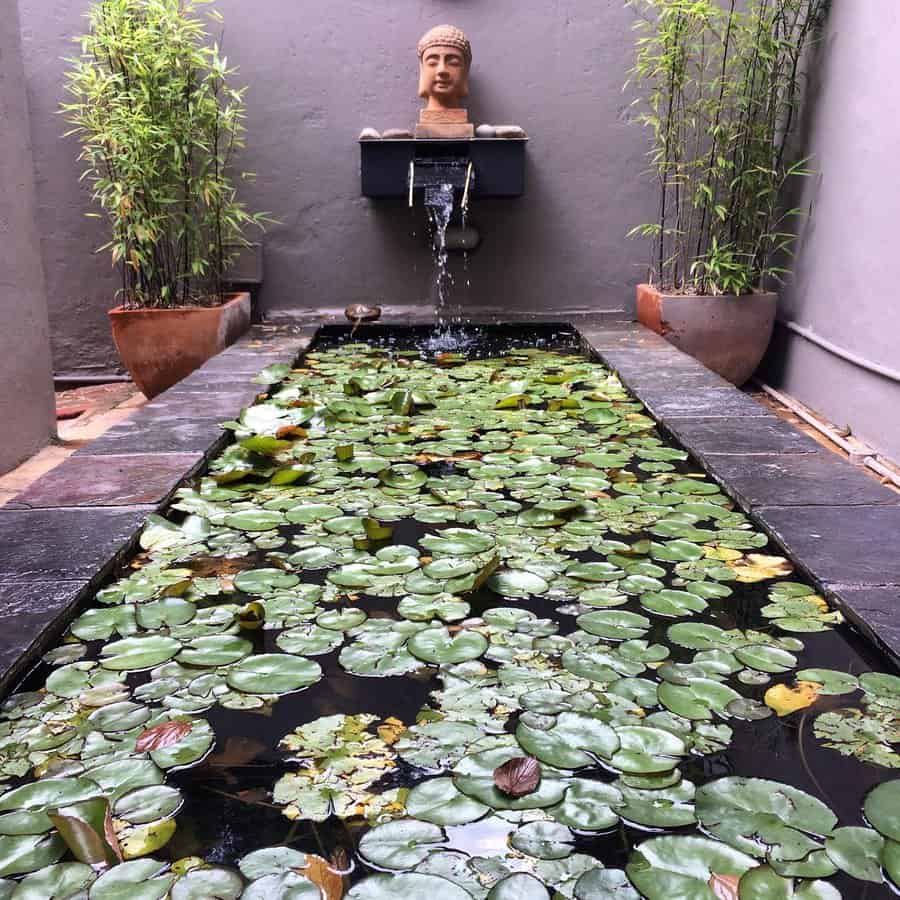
[417,25,471,111]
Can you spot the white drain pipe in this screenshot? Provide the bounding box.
[753,379,900,491]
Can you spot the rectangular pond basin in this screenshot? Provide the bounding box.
[0,324,897,899]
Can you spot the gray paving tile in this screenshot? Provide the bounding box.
[826,585,900,667]
[131,390,253,423]
[579,325,672,352]
[756,505,900,588]
[0,581,87,694]
[664,417,820,455]
[704,452,900,508]
[7,453,202,509]
[615,366,733,390]
[163,378,263,397]
[641,387,772,419]
[77,420,228,456]
[0,507,152,581]
[595,346,697,372]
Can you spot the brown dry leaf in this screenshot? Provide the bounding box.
[302,854,345,899]
[764,681,823,717]
[494,756,541,798]
[708,873,740,900]
[376,718,405,745]
[276,425,308,440]
[188,556,256,577]
[414,451,482,464]
[104,805,124,862]
[135,720,192,753]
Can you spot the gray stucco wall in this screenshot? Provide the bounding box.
[18,0,655,374]
[760,3,900,461]
[1,0,55,473]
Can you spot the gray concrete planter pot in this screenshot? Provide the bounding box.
[109,292,251,399]
[636,284,777,386]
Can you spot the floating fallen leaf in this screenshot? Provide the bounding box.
[188,555,256,577]
[237,601,266,630]
[136,720,193,752]
[765,681,823,716]
[704,546,742,562]
[493,756,541,798]
[48,798,121,866]
[118,818,177,859]
[276,425,308,440]
[729,553,794,583]
[377,717,405,745]
[303,853,345,899]
[708,872,740,899]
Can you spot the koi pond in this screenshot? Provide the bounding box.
[1,327,898,899]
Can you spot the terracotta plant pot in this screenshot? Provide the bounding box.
[108,292,251,398]
[636,284,777,386]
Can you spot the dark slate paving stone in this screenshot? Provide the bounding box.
[826,585,900,668]
[163,377,263,397]
[664,417,820,456]
[7,453,202,509]
[596,345,701,367]
[77,420,229,456]
[0,507,152,581]
[579,325,672,352]
[197,350,299,376]
[756,505,900,587]
[0,581,87,694]
[616,366,733,391]
[704,452,900,508]
[132,390,253,423]
[639,386,772,419]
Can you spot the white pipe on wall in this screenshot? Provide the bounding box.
[777,318,900,385]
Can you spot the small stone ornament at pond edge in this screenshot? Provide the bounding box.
[359,127,381,140]
[345,304,382,324]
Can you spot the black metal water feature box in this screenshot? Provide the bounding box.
[359,138,527,199]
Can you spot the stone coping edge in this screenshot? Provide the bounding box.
[0,325,314,696]
[578,324,900,671]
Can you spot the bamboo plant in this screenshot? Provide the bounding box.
[61,0,267,309]
[627,0,828,295]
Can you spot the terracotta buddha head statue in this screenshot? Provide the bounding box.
[417,25,472,111]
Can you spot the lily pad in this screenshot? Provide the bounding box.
[347,873,472,900]
[358,819,445,869]
[408,627,488,665]
[405,778,489,826]
[626,835,757,899]
[696,777,837,861]
[865,780,900,841]
[225,654,322,694]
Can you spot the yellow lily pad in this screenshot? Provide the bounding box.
[765,681,823,716]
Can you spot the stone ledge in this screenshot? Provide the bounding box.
[582,322,900,667]
[0,582,90,696]
[0,325,311,694]
[6,453,205,509]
